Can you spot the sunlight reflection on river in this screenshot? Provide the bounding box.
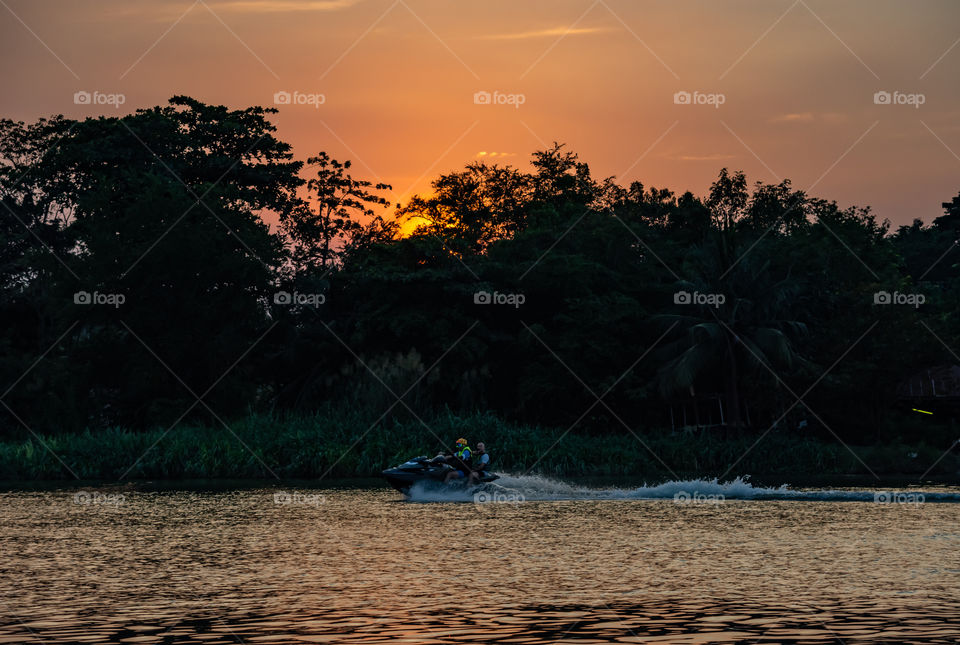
[1,485,959,643]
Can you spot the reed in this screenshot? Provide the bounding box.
[0,410,954,481]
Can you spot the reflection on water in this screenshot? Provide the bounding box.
[1,482,959,643]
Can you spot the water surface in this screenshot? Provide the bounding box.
[1,477,959,643]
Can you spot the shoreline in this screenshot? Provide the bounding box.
[2,473,958,492]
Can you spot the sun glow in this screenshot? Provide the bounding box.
[399,215,431,238]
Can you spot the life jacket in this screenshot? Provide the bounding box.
[474,450,490,471]
[454,445,471,469]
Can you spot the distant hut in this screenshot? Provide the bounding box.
[897,365,960,405]
[667,388,738,432]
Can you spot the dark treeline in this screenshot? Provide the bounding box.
[2,97,959,450]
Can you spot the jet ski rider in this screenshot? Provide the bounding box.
[468,441,490,485]
[443,438,472,482]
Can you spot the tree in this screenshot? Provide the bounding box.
[530,142,596,209]
[0,115,83,436]
[934,192,960,237]
[655,239,808,430]
[396,161,532,254]
[707,168,748,232]
[5,97,302,430]
[282,152,392,275]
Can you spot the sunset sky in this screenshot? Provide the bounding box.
[2,0,959,227]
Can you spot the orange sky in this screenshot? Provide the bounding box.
[2,0,959,227]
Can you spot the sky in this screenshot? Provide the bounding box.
[2,0,959,228]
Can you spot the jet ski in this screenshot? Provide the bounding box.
[381,455,499,493]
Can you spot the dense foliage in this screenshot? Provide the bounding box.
[2,411,953,481]
[1,97,958,474]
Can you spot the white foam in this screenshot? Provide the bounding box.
[403,474,960,504]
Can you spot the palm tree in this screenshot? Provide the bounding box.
[655,240,808,429]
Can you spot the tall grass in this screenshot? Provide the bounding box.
[0,409,955,481]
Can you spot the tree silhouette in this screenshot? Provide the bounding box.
[1,98,958,449]
[283,152,392,275]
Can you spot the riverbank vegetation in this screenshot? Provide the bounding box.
[0,410,956,481]
[2,97,959,481]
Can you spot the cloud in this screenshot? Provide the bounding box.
[476,151,518,158]
[109,0,364,21]
[480,26,612,40]
[211,0,363,12]
[769,112,816,124]
[768,112,852,125]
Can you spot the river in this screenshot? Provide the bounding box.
[1,476,959,643]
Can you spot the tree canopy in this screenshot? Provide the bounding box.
[1,98,958,449]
